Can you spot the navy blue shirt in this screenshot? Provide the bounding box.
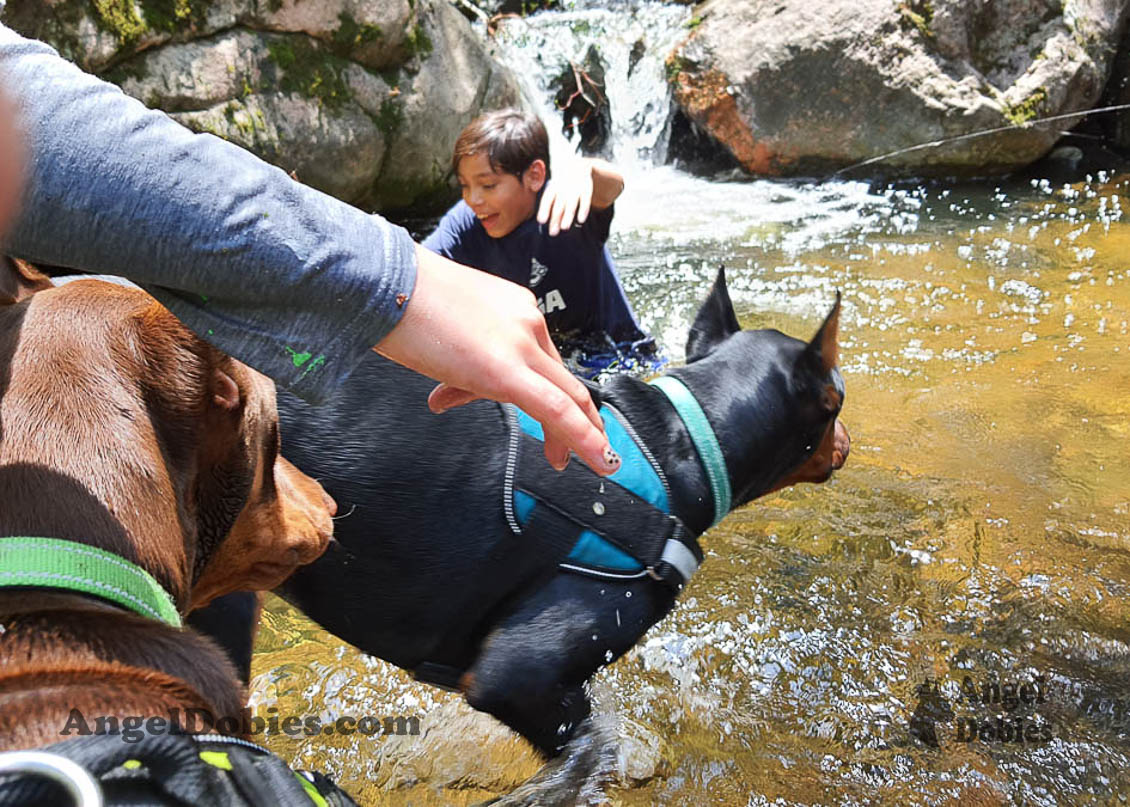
[423,198,648,344]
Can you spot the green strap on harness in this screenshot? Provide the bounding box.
[0,536,181,627]
[649,375,732,527]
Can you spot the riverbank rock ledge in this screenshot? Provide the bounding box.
[668,0,1130,176]
[2,0,520,209]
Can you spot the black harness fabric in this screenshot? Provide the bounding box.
[412,430,701,689]
[0,733,359,806]
[514,434,681,570]
[412,463,584,686]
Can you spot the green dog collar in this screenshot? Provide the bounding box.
[0,537,181,627]
[649,375,733,527]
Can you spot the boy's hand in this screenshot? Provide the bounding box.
[537,158,624,237]
[537,163,593,237]
[374,244,621,476]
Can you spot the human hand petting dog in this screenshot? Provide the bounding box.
[374,244,620,476]
[537,157,624,236]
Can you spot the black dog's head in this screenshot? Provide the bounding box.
[673,268,849,509]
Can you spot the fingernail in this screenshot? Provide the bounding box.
[603,446,620,468]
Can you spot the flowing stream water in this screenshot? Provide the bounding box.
[250,4,1130,804]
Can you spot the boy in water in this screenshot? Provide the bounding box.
[423,109,662,377]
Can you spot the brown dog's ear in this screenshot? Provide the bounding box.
[803,292,841,374]
[0,257,53,305]
[686,266,741,363]
[212,368,242,411]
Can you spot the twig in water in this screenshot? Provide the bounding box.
[450,0,490,24]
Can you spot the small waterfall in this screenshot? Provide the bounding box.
[485,1,692,169]
[479,1,888,287]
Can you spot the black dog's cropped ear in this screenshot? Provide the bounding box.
[802,292,841,374]
[686,267,741,363]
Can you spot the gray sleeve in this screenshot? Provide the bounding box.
[0,23,417,404]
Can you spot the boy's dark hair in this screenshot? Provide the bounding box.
[452,109,552,180]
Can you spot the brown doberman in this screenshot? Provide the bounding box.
[0,258,335,754]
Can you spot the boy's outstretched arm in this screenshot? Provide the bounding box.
[538,158,625,237]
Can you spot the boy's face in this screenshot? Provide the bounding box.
[457,152,546,238]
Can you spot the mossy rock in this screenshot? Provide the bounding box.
[1,0,91,66]
[173,92,385,201]
[1004,87,1048,125]
[266,34,354,108]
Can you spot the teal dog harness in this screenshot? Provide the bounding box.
[412,375,731,691]
[505,375,729,588]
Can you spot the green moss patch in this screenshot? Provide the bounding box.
[665,54,688,84]
[1005,87,1048,125]
[89,0,207,43]
[375,97,403,136]
[332,12,382,54]
[267,35,352,108]
[403,21,432,59]
[137,0,208,34]
[222,101,267,139]
[518,0,560,14]
[897,1,934,39]
[90,0,147,43]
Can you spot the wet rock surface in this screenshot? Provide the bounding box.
[667,0,1130,177]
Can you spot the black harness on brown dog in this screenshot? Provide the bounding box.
[0,732,357,807]
[0,539,358,807]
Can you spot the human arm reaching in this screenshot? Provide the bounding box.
[0,23,616,475]
[377,246,614,472]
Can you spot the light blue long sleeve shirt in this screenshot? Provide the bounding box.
[0,22,417,403]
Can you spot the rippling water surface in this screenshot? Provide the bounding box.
[251,169,1130,805]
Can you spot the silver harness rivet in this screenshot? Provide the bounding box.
[592,501,605,516]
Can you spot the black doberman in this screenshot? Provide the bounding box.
[197,268,849,756]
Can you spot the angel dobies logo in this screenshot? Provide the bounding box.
[909,674,1054,748]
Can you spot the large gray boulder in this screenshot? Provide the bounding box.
[366,0,523,210]
[668,0,1130,176]
[2,0,522,210]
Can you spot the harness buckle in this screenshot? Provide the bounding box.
[0,750,104,806]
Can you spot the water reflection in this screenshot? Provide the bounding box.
[254,171,1130,805]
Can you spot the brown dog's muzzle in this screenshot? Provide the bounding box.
[273,455,337,565]
[190,456,335,610]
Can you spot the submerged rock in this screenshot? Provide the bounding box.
[667,0,1130,177]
